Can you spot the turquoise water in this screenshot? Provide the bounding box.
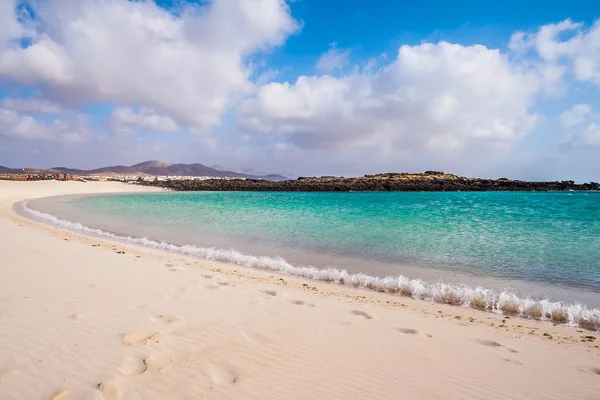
[62,191,600,293]
[27,190,600,325]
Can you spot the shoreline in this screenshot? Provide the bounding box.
[22,191,600,332]
[1,181,598,399]
[25,191,600,299]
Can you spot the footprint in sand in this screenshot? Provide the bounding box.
[200,274,214,280]
[117,356,147,375]
[578,366,600,376]
[350,310,373,319]
[144,355,172,373]
[122,332,164,347]
[97,381,121,398]
[207,363,240,385]
[397,327,433,338]
[165,263,180,272]
[148,314,180,324]
[477,339,518,353]
[259,289,277,297]
[70,313,84,322]
[286,300,315,307]
[217,281,236,287]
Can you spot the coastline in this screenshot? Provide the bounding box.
[0,181,598,399]
[22,193,600,328]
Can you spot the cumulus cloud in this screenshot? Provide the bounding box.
[0,108,91,142]
[0,97,63,114]
[560,104,600,150]
[255,68,280,85]
[316,43,351,72]
[239,41,540,155]
[0,0,27,48]
[510,19,600,85]
[559,104,591,128]
[110,107,179,133]
[0,0,298,127]
[562,123,600,149]
[1,4,599,181]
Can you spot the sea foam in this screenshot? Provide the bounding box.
[23,201,600,331]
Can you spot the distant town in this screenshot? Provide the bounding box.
[0,172,249,183]
[0,161,286,182]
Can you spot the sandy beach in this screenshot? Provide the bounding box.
[0,181,598,400]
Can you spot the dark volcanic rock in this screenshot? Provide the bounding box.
[136,173,600,192]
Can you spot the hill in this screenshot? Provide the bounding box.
[0,160,287,181]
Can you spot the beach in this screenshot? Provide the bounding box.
[0,181,598,400]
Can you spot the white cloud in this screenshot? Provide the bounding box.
[1,7,599,181]
[316,43,351,72]
[239,41,540,155]
[363,53,388,75]
[0,0,298,127]
[508,31,532,53]
[0,97,63,114]
[0,108,91,142]
[560,104,600,150]
[511,19,600,85]
[559,104,591,128]
[0,0,28,49]
[110,107,179,133]
[255,68,280,86]
[562,123,600,149]
[535,19,583,62]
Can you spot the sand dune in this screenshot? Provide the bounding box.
[0,181,598,399]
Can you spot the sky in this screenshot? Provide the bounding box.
[0,0,599,181]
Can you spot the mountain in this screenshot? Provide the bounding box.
[0,160,287,181]
[0,166,23,174]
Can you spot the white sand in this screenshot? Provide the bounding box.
[0,180,598,400]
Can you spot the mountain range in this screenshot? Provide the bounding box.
[0,160,287,181]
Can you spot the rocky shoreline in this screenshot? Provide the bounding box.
[135,172,600,192]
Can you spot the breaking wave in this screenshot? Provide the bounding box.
[23,201,600,331]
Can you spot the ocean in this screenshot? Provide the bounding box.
[26,190,600,329]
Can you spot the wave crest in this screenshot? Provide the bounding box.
[23,202,600,331]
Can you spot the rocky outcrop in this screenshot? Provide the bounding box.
[136,172,600,192]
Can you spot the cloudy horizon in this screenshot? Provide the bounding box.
[1,0,599,181]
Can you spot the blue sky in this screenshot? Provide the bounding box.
[267,0,598,75]
[0,0,599,181]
